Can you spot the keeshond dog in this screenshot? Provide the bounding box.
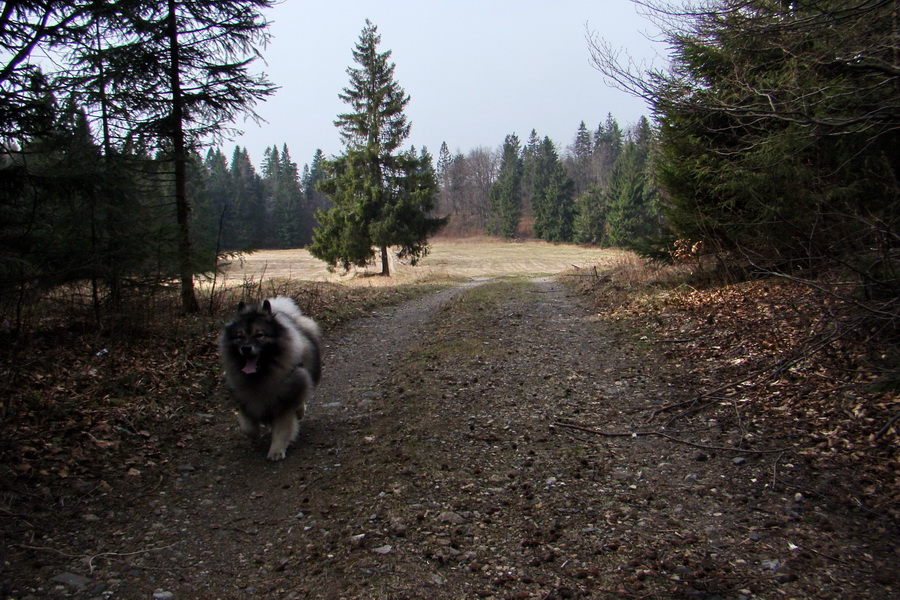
[219,297,322,461]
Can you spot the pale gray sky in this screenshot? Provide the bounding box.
[231,0,663,168]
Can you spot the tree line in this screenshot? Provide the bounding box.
[591,0,898,285]
[4,1,895,322]
[191,145,329,256]
[1,0,276,315]
[191,112,658,258]
[439,114,660,246]
[187,18,661,272]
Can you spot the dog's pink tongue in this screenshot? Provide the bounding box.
[241,357,258,375]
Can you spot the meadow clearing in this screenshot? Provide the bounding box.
[215,237,627,284]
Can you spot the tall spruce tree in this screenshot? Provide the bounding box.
[262,144,304,248]
[193,147,231,254]
[531,137,575,243]
[437,142,453,184]
[591,0,899,281]
[487,134,523,238]
[61,0,276,312]
[229,146,266,249]
[0,2,93,145]
[300,149,329,246]
[519,129,542,235]
[0,1,276,314]
[573,185,608,245]
[569,121,594,195]
[605,122,658,248]
[310,20,444,275]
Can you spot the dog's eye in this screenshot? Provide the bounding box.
[254,332,265,339]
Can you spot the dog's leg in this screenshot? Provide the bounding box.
[237,411,260,438]
[267,411,299,461]
[296,398,306,421]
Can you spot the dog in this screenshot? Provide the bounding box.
[219,297,322,461]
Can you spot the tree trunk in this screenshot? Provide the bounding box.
[380,245,390,276]
[167,0,199,313]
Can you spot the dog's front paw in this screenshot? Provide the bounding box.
[267,447,287,461]
[237,413,260,438]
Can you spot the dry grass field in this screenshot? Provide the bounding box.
[214,237,627,286]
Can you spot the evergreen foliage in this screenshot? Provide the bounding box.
[191,148,231,258]
[264,144,306,249]
[592,1,899,278]
[589,114,623,187]
[432,116,658,244]
[0,1,276,315]
[573,186,607,245]
[64,1,276,311]
[1,101,180,322]
[605,142,656,247]
[437,142,453,185]
[309,20,445,275]
[229,147,267,249]
[487,134,524,238]
[299,149,330,246]
[605,117,659,248]
[191,144,318,253]
[531,137,575,243]
[569,121,594,195]
[518,129,542,234]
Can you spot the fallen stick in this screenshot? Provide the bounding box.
[553,421,792,454]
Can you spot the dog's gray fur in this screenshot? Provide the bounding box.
[219,297,321,460]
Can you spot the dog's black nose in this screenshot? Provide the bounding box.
[240,345,254,356]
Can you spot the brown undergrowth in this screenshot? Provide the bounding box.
[567,255,900,516]
[0,278,452,522]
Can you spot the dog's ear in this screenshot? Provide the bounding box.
[237,301,246,313]
[262,299,273,314]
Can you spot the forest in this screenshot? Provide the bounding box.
[1,2,899,597]
[1,0,897,323]
[0,0,659,318]
[189,112,655,250]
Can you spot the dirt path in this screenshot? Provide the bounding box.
[13,278,898,599]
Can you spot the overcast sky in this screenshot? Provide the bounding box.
[230,0,664,169]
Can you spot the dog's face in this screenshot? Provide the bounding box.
[222,302,281,376]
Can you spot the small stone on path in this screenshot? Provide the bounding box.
[51,573,90,589]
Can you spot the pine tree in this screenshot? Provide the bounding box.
[192,148,228,255]
[592,122,605,154]
[570,121,594,195]
[280,144,304,247]
[300,149,329,247]
[310,20,445,275]
[51,0,278,312]
[437,142,453,184]
[487,134,523,238]
[0,1,276,314]
[601,114,623,157]
[0,3,89,143]
[573,121,592,160]
[261,144,304,249]
[519,129,542,235]
[591,113,623,190]
[605,120,659,248]
[229,146,266,249]
[573,186,607,245]
[261,145,280,180]
[261,145,286,248]
[592,1,900,278]
[531,137,575,242]
[1,95,179,319]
